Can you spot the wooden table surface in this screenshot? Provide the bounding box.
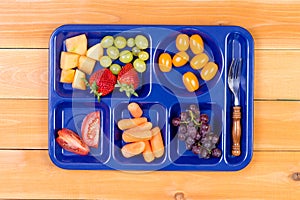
[1,0,300,199]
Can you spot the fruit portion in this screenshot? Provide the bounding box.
[60,69,75,83]
[115,63,140,97]
[65,34,87,55]
[59,33,148,101]
[78,55,96,75]
[72,69,86,90]
[60,52,80,70]
[182,72,199,92]
[85,69,117,101]
[56,128,90,156]
[81,111,100,148]
[86,43,103,61]
[171,104,222,159]
[157,33,219,92]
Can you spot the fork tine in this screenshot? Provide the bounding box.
[228,58,236,79]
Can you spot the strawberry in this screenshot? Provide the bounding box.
[84,69,117,102]
[115,63,140,97]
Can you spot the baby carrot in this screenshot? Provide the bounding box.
[150,127,164,158]
[143,140,155,163]
[128,102,143,118]
[122,129,152,143]
[117,117,147,130]
[121,141,146,158]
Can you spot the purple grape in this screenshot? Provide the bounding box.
[200,114,209,123]
[172,117,181,126]
[186,136,195,145]
[177,133,186,141]
[203,140,213,149]
[211,148,222,158]
[198,147,209,158]
[195,133,201,140]
[186,143,193,150]
[192,145,201,154]
[178,125,187,134]
[211,134,220,144]
[189,104,198,112]
[180,112,188,121]
[201,123,209,132]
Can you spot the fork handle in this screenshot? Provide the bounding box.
[232,106,241,156]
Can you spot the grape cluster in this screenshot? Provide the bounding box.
[172,104,222,159]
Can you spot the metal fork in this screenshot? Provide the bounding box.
[228,58,242,156]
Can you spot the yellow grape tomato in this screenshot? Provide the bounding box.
[190,53,209,70]
[176,34,189,51]
[158,53,172,72]
[201,62,218,81]
[190,34,204,55]
[172,51,189,67]
[182,71,199,92]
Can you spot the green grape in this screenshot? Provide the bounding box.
[114,36,127,49]
[138,51,149,61]
[127,38,135,47]
[119,50,133,63]
[101,36,114,48]
[135,35,149,50]
[106,46,120,60]
[110,64,122,75]
[131,46,141,56]
[133,58,146,73]
[100,56,112,68]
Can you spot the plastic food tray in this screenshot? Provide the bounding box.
[48,24,254,171]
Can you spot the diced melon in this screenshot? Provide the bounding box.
[86,43,103,61]
[65,34,87,55]
[78,56,96,75]
[60,69,75,83]
[72,69,86,90]
[60,51,80,70]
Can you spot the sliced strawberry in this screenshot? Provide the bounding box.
[115,63,140,97]
[85,69,117,101]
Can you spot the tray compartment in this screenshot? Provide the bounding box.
[52,29,153,99]
[52,100,110,164]
[224,31,253,166]
[169,102,223,165]
[112,101,168,165]
[153,28,223,97]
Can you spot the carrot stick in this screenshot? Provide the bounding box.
[128,102,143,118]
[123,122,152,133]
[150,127,164,158]
[121,141,146,158]
[122,129,152,143]
[143,140,155,163]
[117,117,147,130]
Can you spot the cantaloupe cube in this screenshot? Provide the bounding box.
[78,56,96,75]
[60,51,80,70]
[65,34,87,55]
[72,69,86,90]
[60,69,75,83]
[86,43,103,61]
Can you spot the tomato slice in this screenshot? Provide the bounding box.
[81,111,100,148]
[56,128,90,156]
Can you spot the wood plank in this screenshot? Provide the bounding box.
[255,50,300,100]
[1,48,300,100]
[0,100,48,149]
[0,150,299,199]
[0,49,48,99]
[1,99,300,151]
[0,0,300,49]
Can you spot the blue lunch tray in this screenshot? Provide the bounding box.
[48,24,254,171]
